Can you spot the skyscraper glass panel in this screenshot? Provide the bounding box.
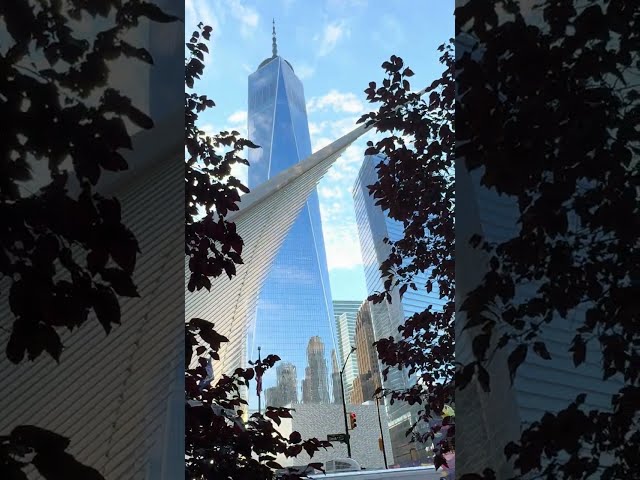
[245,47,336,411]
[332,300,361,402]
[351,301,382,405]
[353,154,443,465]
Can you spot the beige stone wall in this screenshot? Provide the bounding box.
[274,403,394,470]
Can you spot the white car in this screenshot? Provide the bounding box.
[308,465,446,480]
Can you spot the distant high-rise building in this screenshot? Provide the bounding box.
[352,154,443,466]
[246,23,336,409]
[333,300,361,402]
[302,336,330,404]
[350,376,363,405]
[351,302,382,405]
[330,350,343,404]
[265,362,299,408]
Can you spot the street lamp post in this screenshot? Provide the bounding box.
[257,346,261,415]
[375,394,388,469]
[340,346,356,458]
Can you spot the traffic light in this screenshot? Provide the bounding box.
[349,412,357,429]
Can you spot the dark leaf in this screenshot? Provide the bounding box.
[476,364,490,392]
[11,426,70,452]
[532,341,551,360]
[100,268,139,297]
[130,2,181,23]
[40,324,63,362]
[570,335,586,367]
[6,320,28,364]
[92,285,121,334]
[508,345,528,384]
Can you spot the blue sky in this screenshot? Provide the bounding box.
[185,0,454,301]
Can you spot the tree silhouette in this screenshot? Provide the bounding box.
[356,43,456,470]
[184,23,331,480]
[1,0,177,364]
[454,1,638,478]
[1,1,177,478]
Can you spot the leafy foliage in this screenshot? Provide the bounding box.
[0,426,105,479]
[455,0,639,478]
[1,2,177,479]
[357,43,456,468]
[1,0,177,365]
[185,24,259,292]
[184,23,330,480]
[185,319,330,479]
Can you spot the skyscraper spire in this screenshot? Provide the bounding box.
[272,18,278,57]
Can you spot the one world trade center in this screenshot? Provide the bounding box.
[245,23,336,410]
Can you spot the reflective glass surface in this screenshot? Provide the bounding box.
[352,155,442,464]
[352,155,408,414]
[332,301,361,402]
[246,57,336,411]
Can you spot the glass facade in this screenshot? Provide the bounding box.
[352,154,442,465]
[351,301,382,405]
[332,300,362,402]
[352,155,409,399]
[246,56,336,410]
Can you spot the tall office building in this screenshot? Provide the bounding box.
[351,302,382,405]
[302,336,330,403]
[245,24,336,409]
[352,154,443,465]
[330,350,343,404]
[265,362,299,408]
[333,300,361,402]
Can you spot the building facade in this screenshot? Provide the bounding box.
[333,300,361,402]
[245,30,336,410]
[331,350,344,404]
[455,32,624,477]
[302,336,330,403]
[273,403,393,471]
[265,362,299,408]
[1,7,185,480]
[352,154,442,466]
[351,301,382,405]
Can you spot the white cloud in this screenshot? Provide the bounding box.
[318,185,344,200]
[373,15,405,48]
[296,64,316,80]
[185,0,220,40]
[199,123,217,137]
[231,163,249,191]
[281,0,296,11]
[187,0,258,43]
[321,223,364,270]
[227,110,248,125]
[326,0,368,10]
[316,140,371,271]
[312,136,333,153]
[311,134,366,271]
[309,116,364,154]
[227,0,260,38]
[307,90,364,114]
[328,116,361,137]
[315,21,350,57]
[325,143,364,182]
[308,121,325,137]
